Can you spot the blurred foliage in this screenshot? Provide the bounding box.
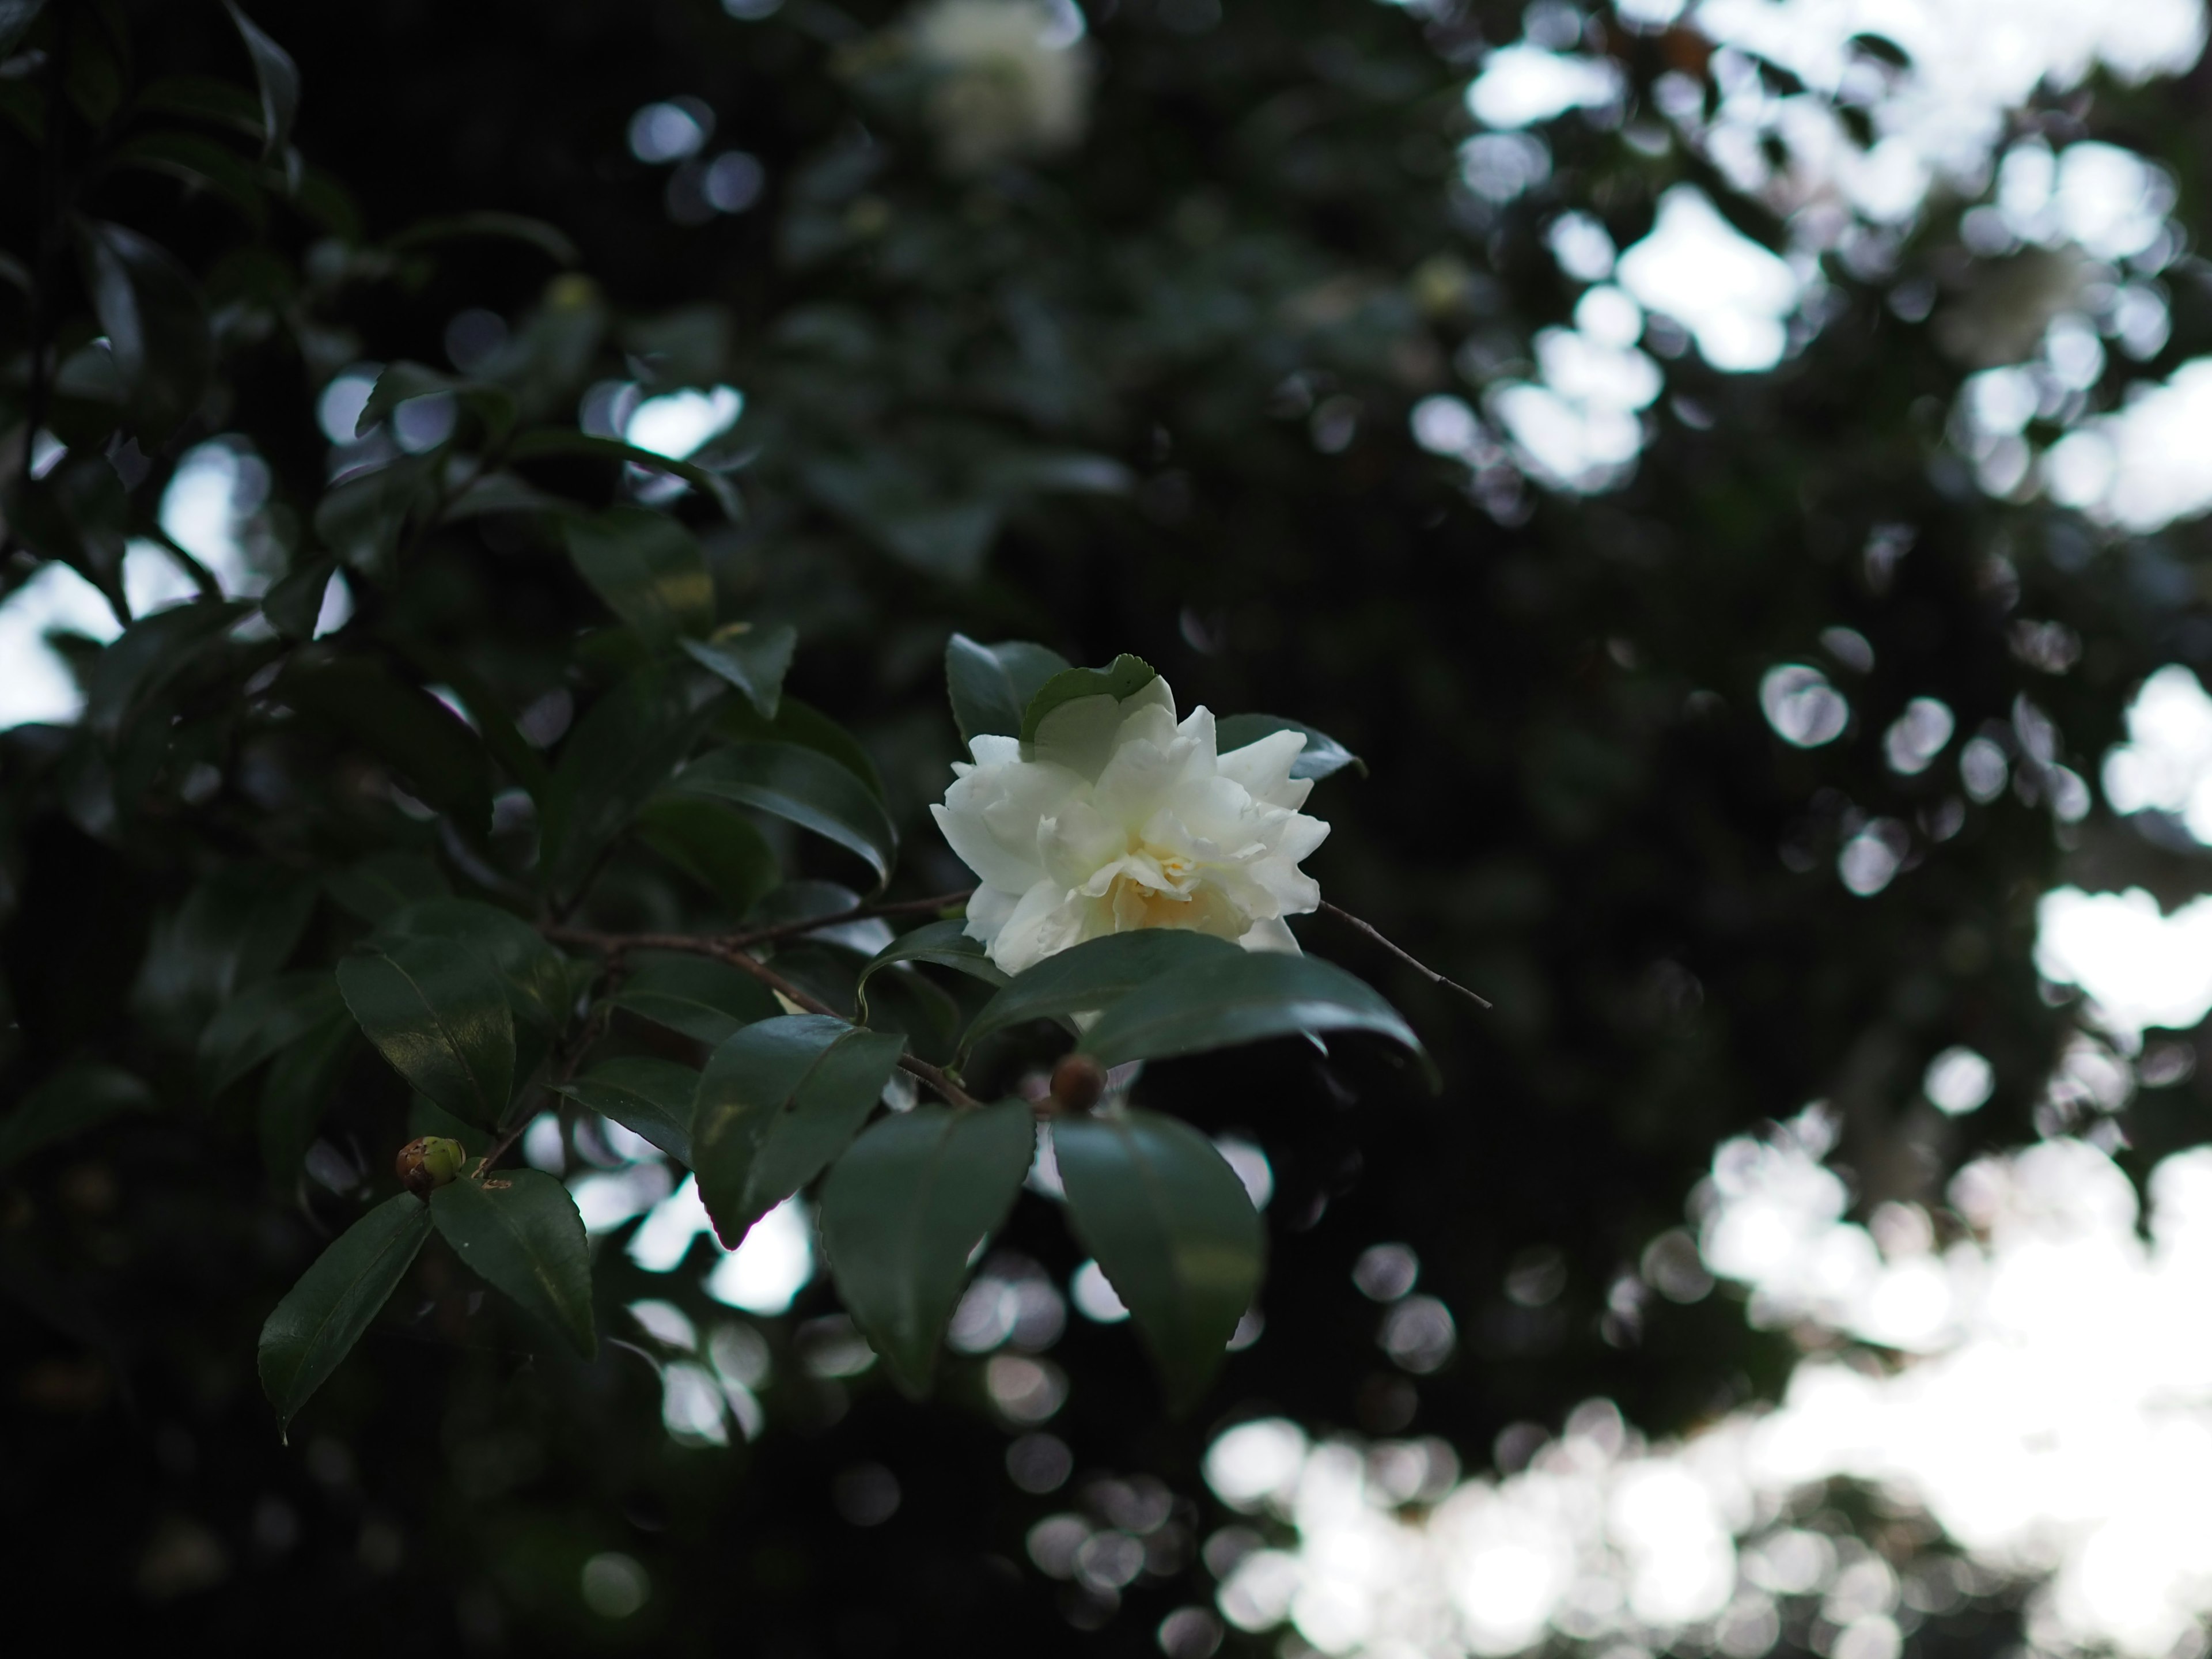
[3,0,2211,1652]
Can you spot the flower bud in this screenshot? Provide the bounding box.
[1048,1053,1107,1115]
[396,1136,467,1196]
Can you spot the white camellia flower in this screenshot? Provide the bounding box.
[932,675,1329,976]
[910,0,1094,175]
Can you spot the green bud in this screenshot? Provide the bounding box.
[396,1135,468,1196]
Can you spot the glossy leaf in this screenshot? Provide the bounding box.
[1054,1109,1264,1412]
[607,951,778,1047]
[258,1193,433,1430]
[276,658,493,835]
[958,930,1240,1062]
[563,506,713,644]
[1018,653,1157,744]
[855,918,1007,1022]
[682,623,797,718]
[539,666,717,897]
[198,971,345,1094]
[0,1063,153,1174]
[109,131,268,229]
[358,361,515,444]
[945,634,1069,747]
[1078,951,1434,1084]
[507,429,740,518]
[336,940,516,1128]
[84,600,247,742]
[819,1100,1035,1396]
[312,457,433,576]
[221,0,299,158]
[375,899,571,1082]
[714,694,885,800]
[259,1013,355,1190]
[692,1015,908,1248]
[261,556,334,641]
[1213,713,1367,781]
[552,1058,700,1166]
[325,851,450,924]
[634,795,782,915]
[387,210,579,266]
[430,1171,596,1357]
[675,742,897,892]
[72,219,213,442]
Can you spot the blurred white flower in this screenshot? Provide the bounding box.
[911,0,1093,174]
[931,676,1328,975]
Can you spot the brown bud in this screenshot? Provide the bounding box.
[396,1136,467,1196]
[1048,1053,1108,1115]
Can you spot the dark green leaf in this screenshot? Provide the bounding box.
[607,951,779,1047]
[107,130,267,229]
[801,453,999,580]
[634,794,781,915]
[620,304,732,390]
[1078,951,1434,1084]
[693,1015,907,1247]
[1213,713,1367,781]
[84,600,247,741]
[856,918,1007,1023]
[374,899,570,1081]
[0,0,48,58]
[198,970,344,1094]
[262,555,334,641]
[337,939,516,1128]
[682,623,796,718]
[325,851,449,923]
[430,1170,596,1357]
[0,1063,153,1173]
[15,455,130,612]
[564,507,715,644]
[714,693,885,800]
[220,0,299,159]
[540,666,718,897]
[675,742,897,892]
[276,657,493,835]
[132,74,266,139]
[71,219,212,442]
[958,931,1241,1062]
[257,1192,432,1430]
[1019,653,1157,744]
[1054,1109,1263,1412]
[507,429,741,519]
[819,1100,1035,1396]
[312,456,434,577]
[259,1013,355,1190]
[552,1058,700,1166]
[357,361,515,444]
[945,634,1069,747]
[386,210,579,266]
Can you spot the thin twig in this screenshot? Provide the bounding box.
[1319,901,1491,1009]
[474,979,613,1177]
[543,923,980,1109]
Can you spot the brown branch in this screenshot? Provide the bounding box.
[543,923,980,1109]
[1319,901,1491,1010]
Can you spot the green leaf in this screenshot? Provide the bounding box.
[507,429,741,520]
[0,1,48,58]
[551,1058,700,1166]
[819,1100,1035,1396]
[258,1192,433,1431]
[337,939,516,1128]
[1019,653,1158,744]
[959,931,1241,1062]
[714,693,885,800]
[219,1,299,160]
[386,210,580,266]
[693,1015,908,1248]
[675,742,897,892]
[84,600,247,742]
[606,951,779,1047]
[259,1012,355,1190]
[430,1170,596,1357]
[563,507,714,644]
[634,794,781,915]
[71,219,213,442]
[1054,1109,1264,1413]
[682,623,796,719]
[855,918,1007,1024]
[198,970,345,1094]
[357,361,516,445]
[262,555,334,641]
[1078,952,1432,1082]
[312,457,434,577]
[1213,714,1367,781]
[540,666,717,897]
[276,657,494,835]
[374,899,571,1081]
[0,1063,153,1174]
[133,74,267,140]
[945,634,1069,747]
[325,851,449,923]
[108,131,268,229]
